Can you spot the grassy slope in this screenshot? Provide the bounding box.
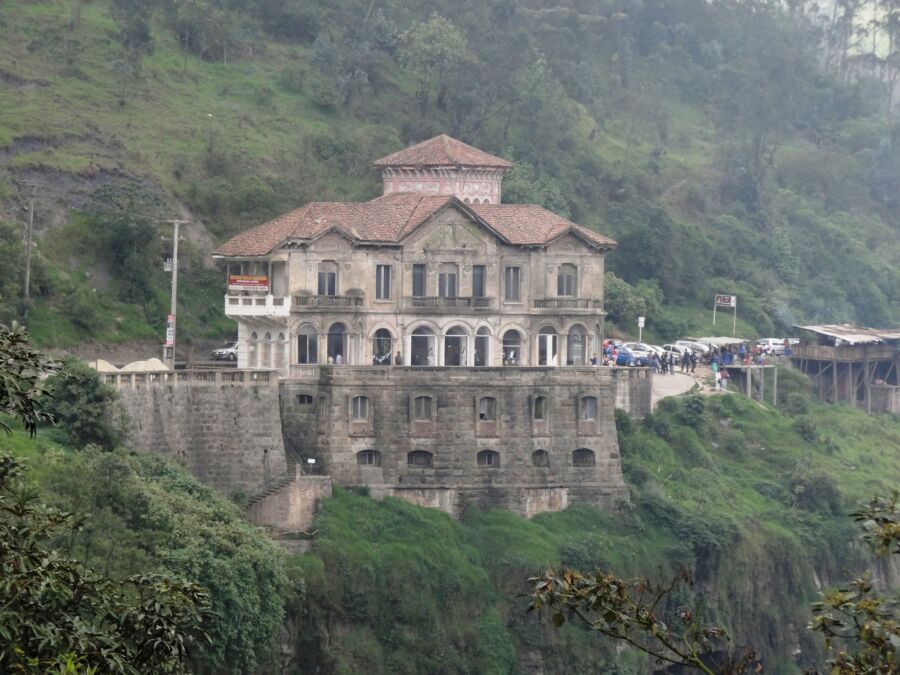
[2,1,898,349]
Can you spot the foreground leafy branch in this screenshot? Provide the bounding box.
[528,568,759,674]
[809,491,900,674]
[0,322,59,436]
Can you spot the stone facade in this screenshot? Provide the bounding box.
[116,375,289,497]
[206,135,641,518]
[279,366,644,517]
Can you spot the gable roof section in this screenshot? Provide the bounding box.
[374,134,512,169]
[213,193,616,256]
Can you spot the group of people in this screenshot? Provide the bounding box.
[713,341,780,366]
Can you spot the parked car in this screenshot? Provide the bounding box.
[211,342,238,361]
[677,339,711,354]
[756,338,797,356]
[615,346,636,366]
[662,343,691,358]
[623,342,654,358]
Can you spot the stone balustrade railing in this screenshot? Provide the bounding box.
[288,364,651,380]
[103,369,275,388]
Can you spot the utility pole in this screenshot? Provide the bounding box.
[158,219,190,369]
[23,198,34,318]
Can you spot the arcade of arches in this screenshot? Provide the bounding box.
[279,322,602,367]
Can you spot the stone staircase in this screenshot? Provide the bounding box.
[247,467,298,507]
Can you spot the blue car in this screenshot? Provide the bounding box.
[615,346,636,366]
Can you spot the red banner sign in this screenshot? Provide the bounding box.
[228,275,269,292]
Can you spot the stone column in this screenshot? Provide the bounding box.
[559,332,568,367]
[404,333,412,366]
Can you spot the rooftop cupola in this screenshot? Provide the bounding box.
[373,134,512,204]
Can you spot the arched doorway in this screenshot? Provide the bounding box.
[444,326,467,366]
[275,332,286,369]
[474,327,490,366]
[502,329,522,366]
[327,322,347,363]
[297,324,317,364]
[538,326,558,366]
[411,327,436,366]
[372,328,392,365]
[567,324,586,365]
[248,331,258,368]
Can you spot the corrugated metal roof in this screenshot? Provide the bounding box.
[794,324,900,345]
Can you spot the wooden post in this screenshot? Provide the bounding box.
[865,359,871,414]
[818,361,824,400]
[760,366,765,403]
[832,359,838,404]
[848,362,854,406]
[773,365,778,406]
[745,367,752,398]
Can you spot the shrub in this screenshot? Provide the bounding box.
[789,473,842,515]
[278,61,306,94]
[793,415,819,444]
[784,392,811,416]
[41,358,127,450]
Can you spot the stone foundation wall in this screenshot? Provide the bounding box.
[117,382,289,496]
[871,384,900,414]
[281,366,642,517]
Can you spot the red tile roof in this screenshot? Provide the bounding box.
[374,134,512,169]
[213,193,616,256]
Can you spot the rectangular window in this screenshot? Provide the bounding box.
[376,264,392,300]
[472,265,486,298]
[412,264,426,297]
[297,394,314,405]
[504,266,521,302]
[557,265,577,296]
[351,396,369,421]
[413,396,432,420]
[438,265,458,298]
[319,263,337,295]
[534,396,546,420]
[580,397,597,421]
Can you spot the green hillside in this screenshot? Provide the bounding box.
[6,381,900,672]
[0,0,898,347]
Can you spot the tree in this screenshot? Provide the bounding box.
[0,324,212,673]
[0,322,58,436]
[41,358,127,451]
[529,568,759,674]
[398,14,472,113]
[0,454,213,674]
[809,492,900,672]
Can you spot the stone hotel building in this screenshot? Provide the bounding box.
[214,135,647,516]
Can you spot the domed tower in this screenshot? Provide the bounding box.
[374,134,512,205]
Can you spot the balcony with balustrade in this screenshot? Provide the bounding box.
[293,294,365,311]
[224,294,290,317]
[532,297,603,312]
[403,296,495,313]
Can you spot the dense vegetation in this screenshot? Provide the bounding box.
[4,342,899,671]
[0,0,898,346]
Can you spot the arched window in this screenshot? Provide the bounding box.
[478,396,497,421]
[568,325,586,366]
[557,264,577,297]
[533,396,547,420]
[318,261,337,296]
[297,324,318,364]
[573,448,595,467]
[411,327,436,366]
[538,326,558,366]
[532,449,549,467]
[413,395,433,420]
[407,450,433,467]
[327,322,346,363]
[248,331,258,368]
[262,332,272,369]
[580,396,598,420]
[474,327,490,366]
[502,329,522,366]
[357,449,381,466]
[275,332,286,369]
[351,396,369,421]
[476,449,500,467]
[444,325,467,366]
[372,328,392,365]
